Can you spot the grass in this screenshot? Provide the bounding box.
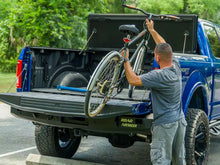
[0,72,17,93]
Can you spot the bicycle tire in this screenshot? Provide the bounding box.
[85,51,121,118]
[128,46,146,98]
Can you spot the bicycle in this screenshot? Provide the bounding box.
[84,0,181,118]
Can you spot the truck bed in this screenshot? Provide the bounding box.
[0,88,150,118]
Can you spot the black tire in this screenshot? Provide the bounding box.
[35,125,81,158]
[185,109,210,165]
[85,51,121,118]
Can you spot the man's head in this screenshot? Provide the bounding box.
[154,43,173,65]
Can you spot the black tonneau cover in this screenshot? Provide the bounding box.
[87,14,198,54]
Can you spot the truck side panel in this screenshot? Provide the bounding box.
[175,53,212,117]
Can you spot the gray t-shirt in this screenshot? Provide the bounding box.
[140,58,184,125]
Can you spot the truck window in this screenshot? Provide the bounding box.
[204,25,220,58]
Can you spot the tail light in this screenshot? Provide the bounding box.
[16,60,23,88]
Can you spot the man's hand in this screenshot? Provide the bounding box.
[145,19,166,44]
[145,19,154,33]
[121,49,129,59]
[123,48,143,86]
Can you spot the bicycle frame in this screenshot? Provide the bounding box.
[128,30,148,64]
[113,28,149,93]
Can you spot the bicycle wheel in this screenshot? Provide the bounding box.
[85,51,121,118]
[128,46,146,98]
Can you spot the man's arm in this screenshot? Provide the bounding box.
[122,49,143,86]
[123,20,164,86]
[146,19,166,44]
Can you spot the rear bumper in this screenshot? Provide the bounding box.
[11,107,153,135]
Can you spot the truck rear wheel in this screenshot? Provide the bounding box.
[185,109,210,165]
[35,125,81,158]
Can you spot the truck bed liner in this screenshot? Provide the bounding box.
[0,89,150,118]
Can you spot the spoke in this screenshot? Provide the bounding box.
[194,123,208,164]
[195,150,206,164]
[195,151,202,157]
[196,132,204,141]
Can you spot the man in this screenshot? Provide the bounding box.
[122,19,187,165]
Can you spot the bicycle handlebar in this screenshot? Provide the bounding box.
[122,0,181,21]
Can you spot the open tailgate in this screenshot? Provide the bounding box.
[0,89,149,118]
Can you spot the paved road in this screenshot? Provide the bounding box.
[0,103,220,165]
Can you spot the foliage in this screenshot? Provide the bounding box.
[107,0,124,13]
[0,0,108,72]
[116,0,220,25]
[135,0,184,14]
[186,0,220,24]
[0,0,17,72]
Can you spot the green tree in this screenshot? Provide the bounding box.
[108,0,220,25]
[0,0,17,72]
[136,0,184,14]
[131,0,220,24]
[107,0,124,13]
[0,0,108,72]
[186,0,220,24]
[10,0,108,49]
[108,0,184,14]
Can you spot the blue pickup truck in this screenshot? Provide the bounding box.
[0,14,219,164]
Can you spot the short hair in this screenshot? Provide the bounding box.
[155,43,173,61]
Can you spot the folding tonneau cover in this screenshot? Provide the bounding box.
[87,14,198,54]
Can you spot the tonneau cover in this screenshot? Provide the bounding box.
[87,14,198,54]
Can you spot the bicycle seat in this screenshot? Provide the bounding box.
[119,24,139,36]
